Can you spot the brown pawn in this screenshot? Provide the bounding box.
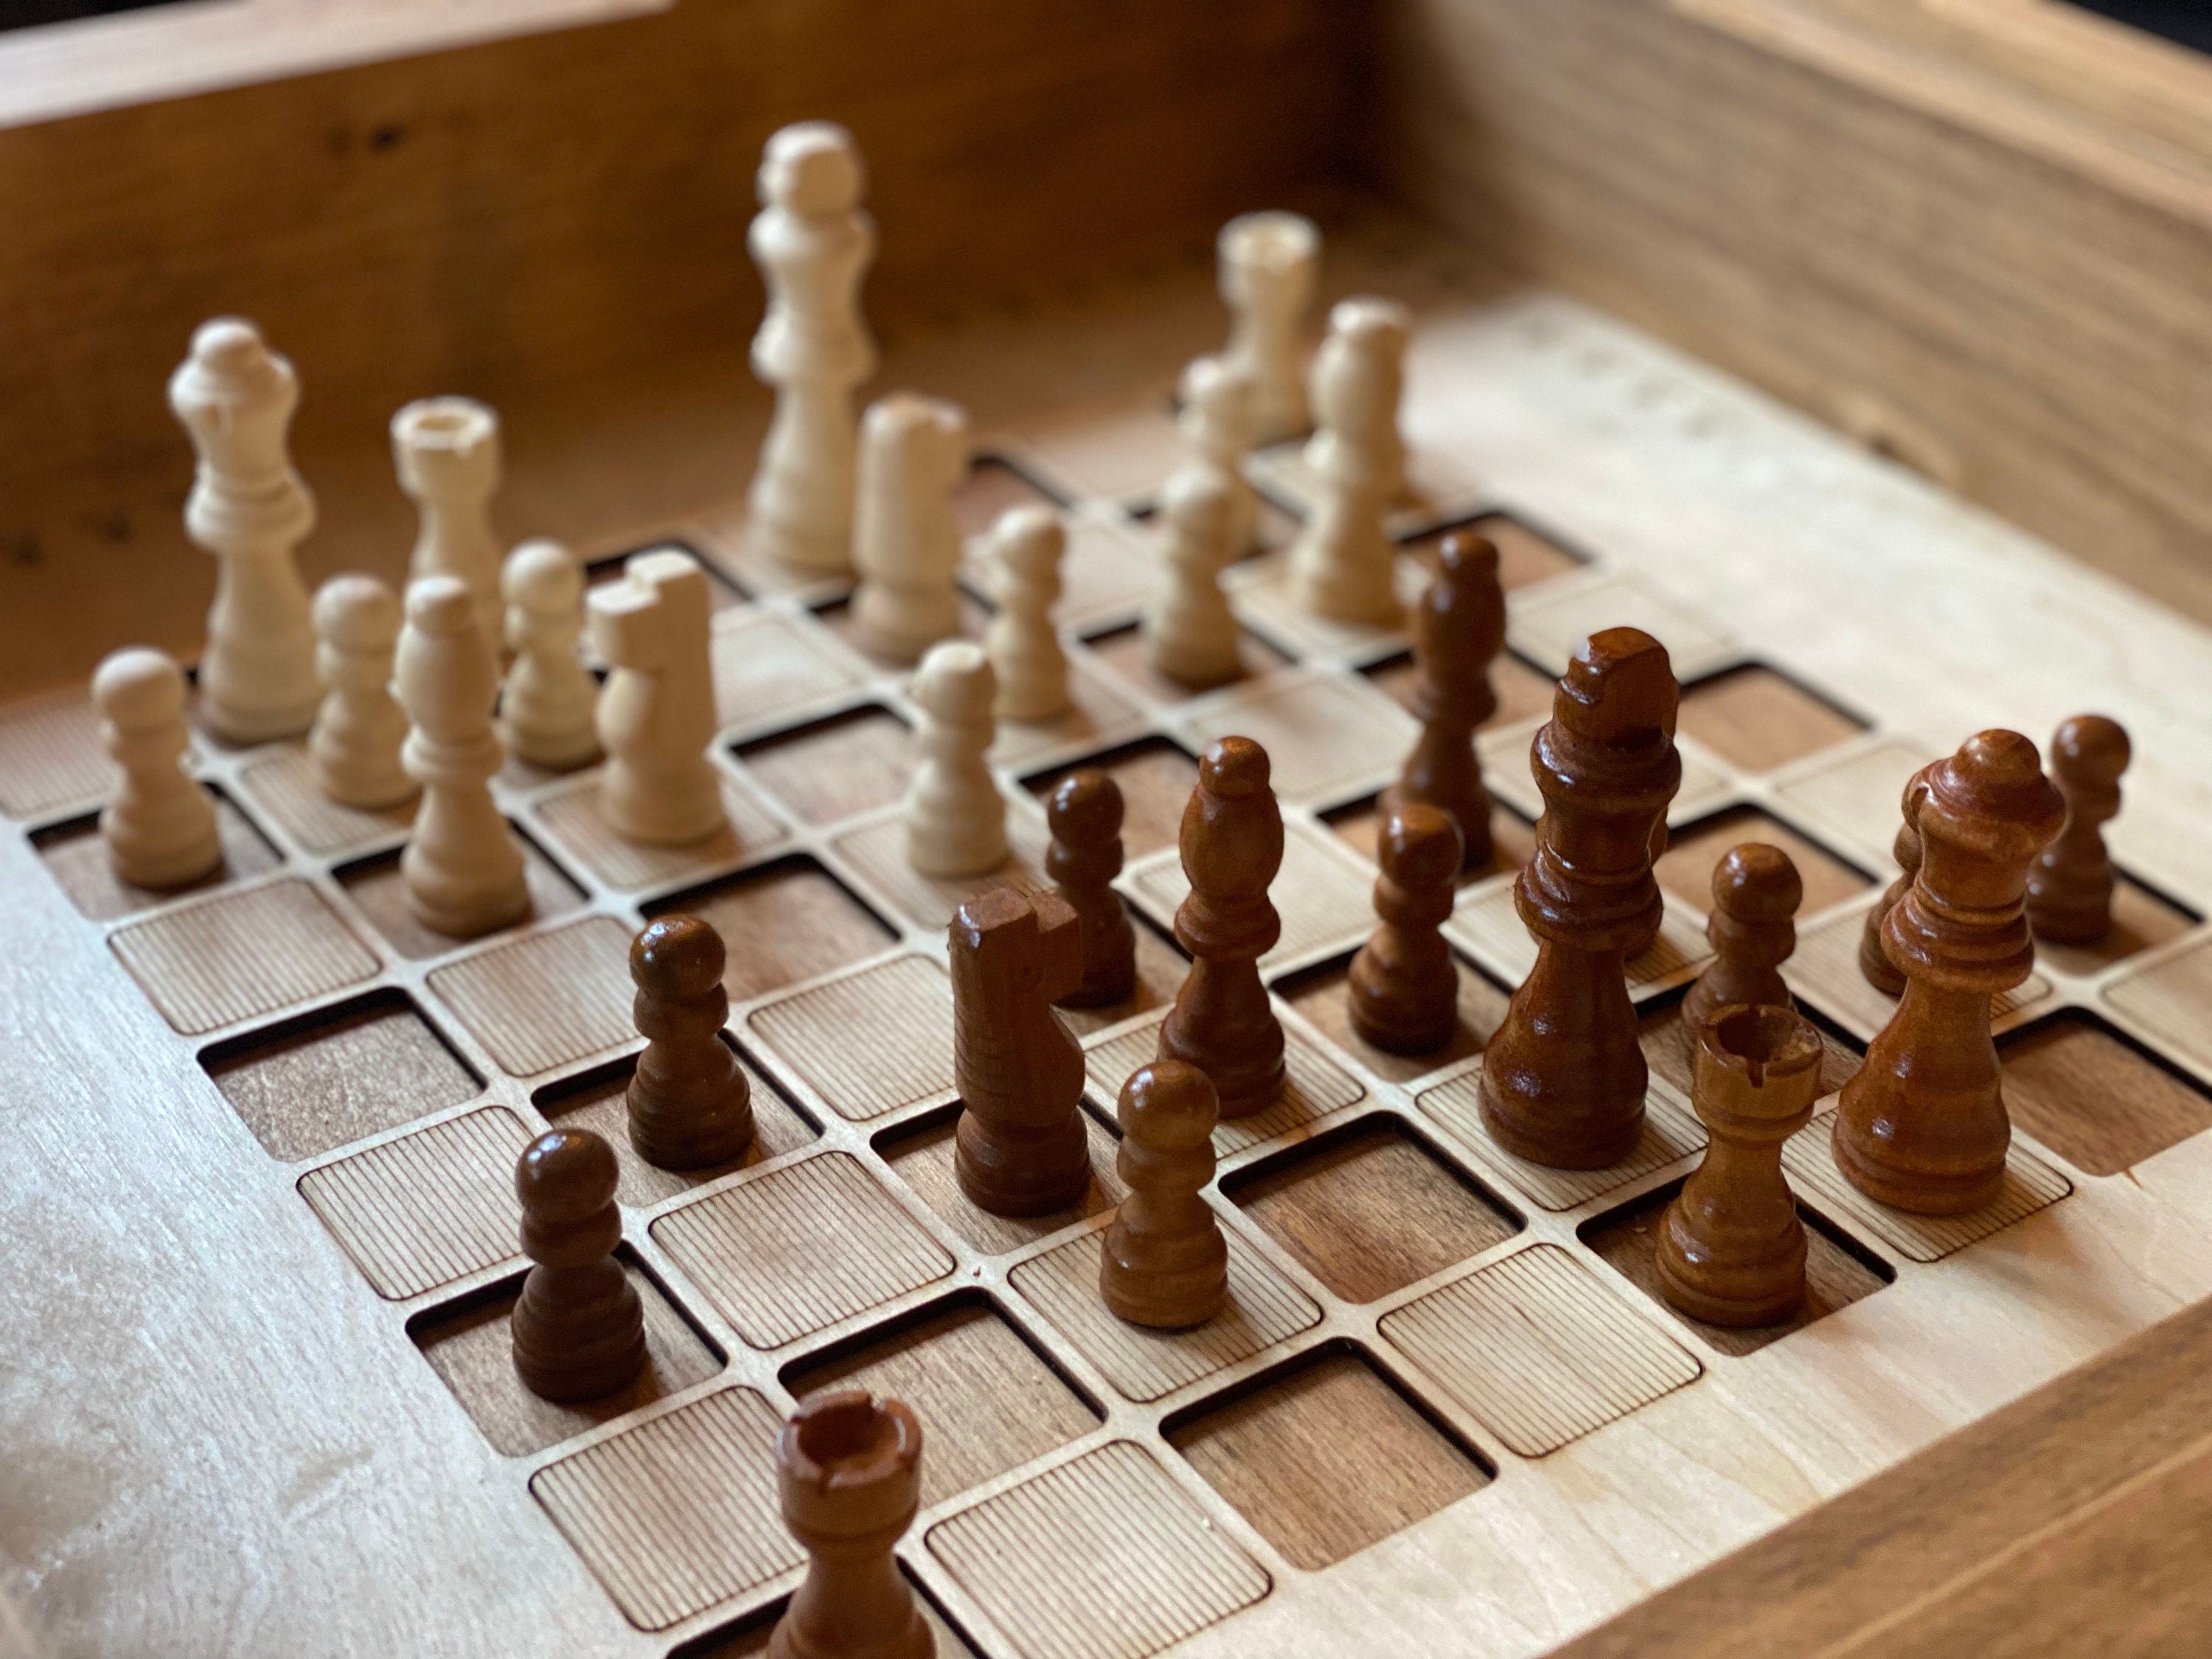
[1379,531,1504,870]
[1101,1060,1228,1329]
[1857,773,1930,998]
[1655,1004,1825,1326]
[510,1127,647,1402]
[768,1390,932,1659]
[1680,843,1803,1043]
[1478,628,1681,1169]
[2026,714,2130,945]
[1046,770,1137,1008]
[1837,730,2065,1214]
[627,915,755,1170]
[951,886,1090,1215]
[1349,804,1464,1054]
[1156,737,1287,1119]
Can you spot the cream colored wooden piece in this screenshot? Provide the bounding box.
[91,646,221,890]
[852,394,970,665]
[1286,298,1412,627]
[307,572,414,810]
[394,397,505,646]
[1144,470,1242,690]
[982,506,1070,724]
[903,641,1007,880]
[1177,355,1261,558]
[1218,211,1320,445]
[587,549,726,846]
[498,540,599,772]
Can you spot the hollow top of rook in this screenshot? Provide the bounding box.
[779,1389,923,1533]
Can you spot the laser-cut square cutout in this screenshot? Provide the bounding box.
[673,1581,981,1659]
[648,857,896,1006]
[1405,512,1587,591]
[1677,665,1866,775]
[531,769,786,894]
[1023,738,1198,860]
[2001,1011,2212,1175]
[111,877,380,1036]
[2031,877,2197,979]
[1079,619,1290,706]
[876,1102,1125,1256]
[1167,1348,1491,1568]
[953,455,1062,535]
[737,706,915,827]
[1279,955,1510,1087]
[746,953,956,1122]
[1653,807,1875,919]
[36,787,279,921]
[0,691,112,819]
[1084,1014,1368,1159]
[335,826,584,961]
[985,658,1147,771]
[1175,670,1417,804]
[202,990,480,1161]
[710,607,870,734]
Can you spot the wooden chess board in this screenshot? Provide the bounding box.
[11,277,2212,1659]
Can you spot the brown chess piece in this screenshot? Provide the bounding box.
[626,915,756,1170]
[950,886,1091,1215]
[2026,714,2130,946]
[1655,1003,1825,1327]
[1156,736,1287,1119]
[768,1389,932,1659]
[510,1127,647,1402]
[1857,771,1931,998]
[1379,531,1504,870]
[1046,769,1137,1008]
[1477,628,1681,1169]
[1349,803,1464,1054]
[1836,730,2065,1214]
[1680,843,1803,1046]
[1100,1060,1228,1329]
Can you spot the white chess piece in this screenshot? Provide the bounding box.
[1287,297,1411,627]
[394,397,504,645]
[984,506,1070,724]
[395,576,529,939]
[498,539,599,771]
[93,647,222,890]
[587,549,726,846]
[168,318,320,745]
[852,393,968,664]
[308,574,414,809]
[1143,471,1242,690]
[905,641,1006,879]
[1172,355,1259,559]
[746,122,878,577]
[1218,212,1320,446]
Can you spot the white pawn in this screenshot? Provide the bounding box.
[93,647,222,891]
[852,393,968,664]
[905,641,1006,879]
[1218,212,1320,446]
[168,319,320,745]
[984,506,1070,725]
[1144,471,1241,691]
[395,577,529,939]
[588,549,726,846]
[394,398,504,646]
[745,122,878,577]
[308,574,414,809]
[1175,355,1259,559]
[1287,297,1411,627]
[498,540,599,771]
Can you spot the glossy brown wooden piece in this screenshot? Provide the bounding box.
[509,1127,647,1403]
[1101,1060,1228,1331]
[1837,731,2066,1214]
[1657,1004,1823,1327]
[2028,714,2130,947]
[768,1390,932,1659]
[1680,843,1802,1043]
[1349,804,1464,1055]
[1046,769,1137,1009]
[1156,737,1287,1120]
[627,914,756,1171]
[1379,532,1504,870]
[1478,628,1682,1169]
[950,887,1090,1217]
[1858,770,1930,998]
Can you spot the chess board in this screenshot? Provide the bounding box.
[12,278,2212,1659]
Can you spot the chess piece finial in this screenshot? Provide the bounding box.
[1478,628,1681,1168]
[1655,1004,1824,1327]
[1836,730,2065,1214]
[1217,211,1320,445]
[588,548,726,846]
[627,915,755,1171]
[950,887,1090,1216]
[1101,1060,1228,1329]
[510,1127,646,1402]
[1349,804,1464,1054]
[1680,842,1803,1043]
[498,539,599,771]
[1175,354,1259,557]
[1857,771,1930,997]
[93,647,223,891]
[169,317,320,745]
[2027,714,2130,946]
[746,122,879,579]
[1380,531,1504,869]
[1156,737,1287,1119]
[393,397,504,645]
[1046,770,1137,1009]
[395,575,530,938]
[983,505,1071,723]
[1143,469,1242,690]
[1286,297,1411,627]
[852,394,969,664]
[904,641,1007,879]
[768,1390,931,1659]
[309,574,414,810]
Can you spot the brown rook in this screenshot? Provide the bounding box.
[1349,803,1464,1054]
[2026,713,2130,945]
[1101,1060,1229,1329]
[626,914,755,1170]
[510,1127,647,1402]
[768,1390,932,1659]
[1680,841,1803,1045]
[1380,530,1505,869]
[1046,768,1138,1008]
